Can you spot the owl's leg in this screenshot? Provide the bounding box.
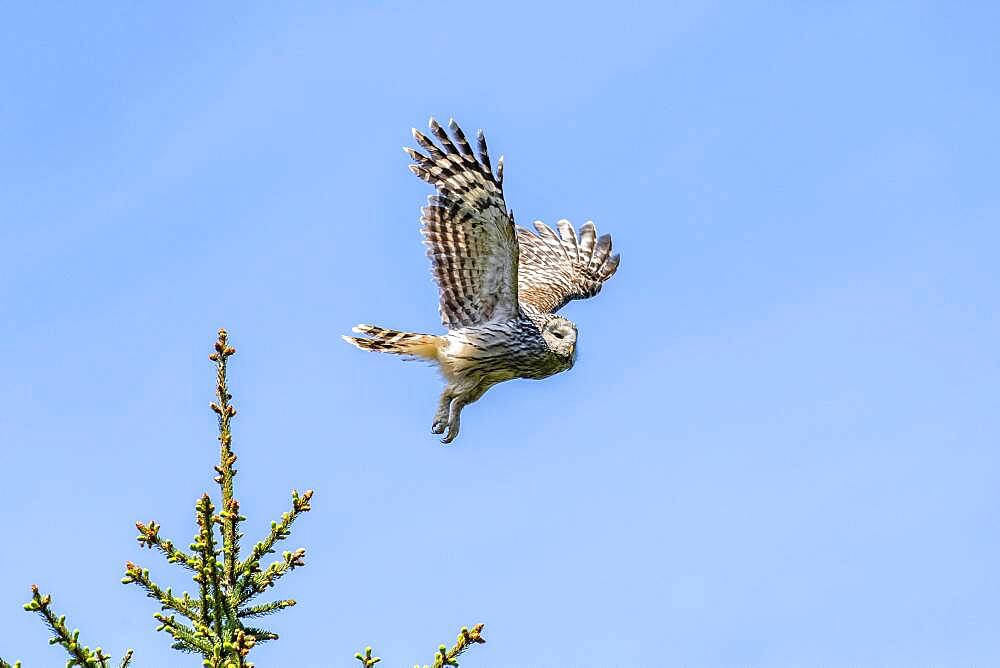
[440,383,491,444]
[440,395,468,445]
[431,387,454,435]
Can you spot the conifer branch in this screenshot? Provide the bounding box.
[239,627,278,643]
[242,548,306,603]
[236,599,296,619]
[359,624,486,668]
[194,493,231,637]
[20,585,133,667]
[416,624,487,668]
[121,562,203,621]
[355,646,381,667]
[210,331,239,591]
[152,614,213,655]
[221,498,244,589]
[0,657,22,668]
[239,489,312,578]
[192,517,213,631]
[135,520,199,572]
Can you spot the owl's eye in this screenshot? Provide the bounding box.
[553,330,565,339]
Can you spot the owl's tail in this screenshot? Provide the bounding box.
[342,324,442,361]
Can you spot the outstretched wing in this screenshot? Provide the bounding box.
[405,118,519,329]
[516,220,620,314]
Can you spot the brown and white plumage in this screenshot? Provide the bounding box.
[344,118,621,444]
[517,220,620,314]
[406,118,519,328]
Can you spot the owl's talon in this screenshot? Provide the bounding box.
[431,420,447,435]
[440,399,464,444]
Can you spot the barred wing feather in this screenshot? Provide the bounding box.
[516,220,620,314]
[406,118,519,328]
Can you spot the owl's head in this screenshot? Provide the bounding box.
[542,316,578,364]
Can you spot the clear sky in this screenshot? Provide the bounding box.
[2,2,998,666]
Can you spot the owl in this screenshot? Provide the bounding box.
[343,119,620,443]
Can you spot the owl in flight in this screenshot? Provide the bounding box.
[343,119,620,443]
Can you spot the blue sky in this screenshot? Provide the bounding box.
[2,2,998,666]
